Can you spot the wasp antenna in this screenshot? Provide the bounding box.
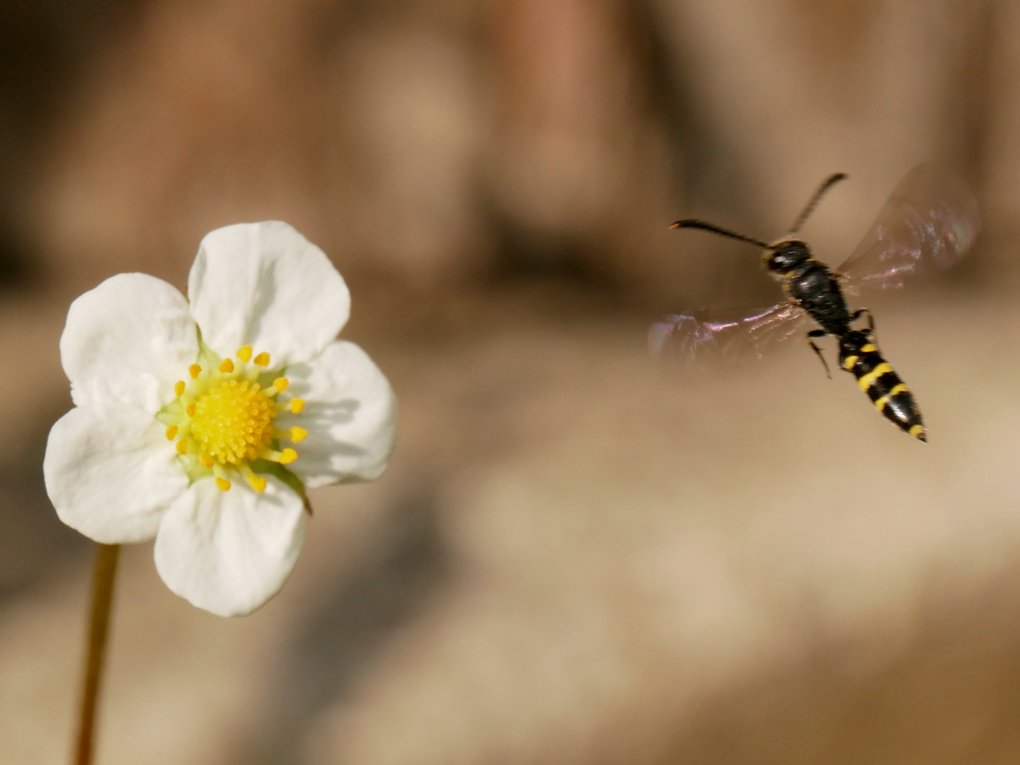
[789,172,848,233]
[670,219,772,249]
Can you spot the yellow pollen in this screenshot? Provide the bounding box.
[272,377,289,393]
[279,448,298,464]
[189,378,276,466]
[174,380,186,398]
[219,358,235,374]
[189,364,202,379]
[290,426,308,443]
[289,398,305,414]
[165,425,178,440]
[215,477,231,492]
[237,346,253,363]
[254,352,270,367]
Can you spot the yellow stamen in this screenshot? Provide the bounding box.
[215,477,231,492]
[165,425,178,440]
[263,447,298,465]
[219,358,235,374]
[241,465,267,493]
[289,426,308,443]
[189,363,202,379]
[254,352,270,367]
[237,345,253,363]
[174,380,186,398]
[186,402,196,417]
[200,453,214,468]
[273,377,289,393]
[176,438,189,455]
[289,398,305,414]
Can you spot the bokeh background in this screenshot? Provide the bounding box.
[3,2,1020,763]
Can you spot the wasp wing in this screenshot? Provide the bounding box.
[838,165,979,295]
[649,302,807,370]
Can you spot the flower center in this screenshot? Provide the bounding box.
[190,378,274,465]
[158,345,308,493]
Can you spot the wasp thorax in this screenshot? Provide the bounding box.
[763,240,811,274]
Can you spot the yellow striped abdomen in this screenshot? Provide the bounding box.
[839,333,926,441]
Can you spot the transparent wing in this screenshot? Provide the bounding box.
[649,302,807,370]
[839,165,979,295]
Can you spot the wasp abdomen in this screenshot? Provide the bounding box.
[839,334,926,441]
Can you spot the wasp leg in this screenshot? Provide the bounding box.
[850,307,875,332]
[806,329,832,379]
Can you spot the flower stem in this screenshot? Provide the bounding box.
[74,543,120,765]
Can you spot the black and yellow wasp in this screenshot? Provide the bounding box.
[651,167,979,441]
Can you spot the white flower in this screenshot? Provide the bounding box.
[43,222,397,616]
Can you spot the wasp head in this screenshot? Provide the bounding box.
[763,240,811,275]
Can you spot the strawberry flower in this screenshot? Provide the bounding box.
[44,222,397,616]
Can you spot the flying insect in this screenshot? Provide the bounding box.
[651,167,979,441]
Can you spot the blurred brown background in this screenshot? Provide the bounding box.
[3,1,1020,763]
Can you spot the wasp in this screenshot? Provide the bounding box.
[651,167,979,441]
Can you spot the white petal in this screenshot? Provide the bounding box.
[43,406,188,543]
[60,273,198,411]
[188,222,350,367]
[153,477,306,616]
[284,341,397,489]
